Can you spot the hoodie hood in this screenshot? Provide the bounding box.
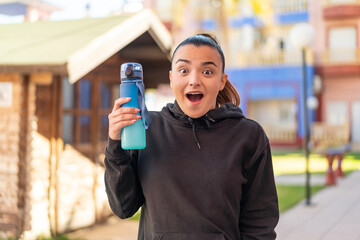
[160,101,245,150]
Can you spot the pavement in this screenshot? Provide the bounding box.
[276,170,360,240]
[275,173,326,186]
[67,171,360,240]
[67,216,139,240]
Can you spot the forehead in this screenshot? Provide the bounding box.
[172,44,221,64]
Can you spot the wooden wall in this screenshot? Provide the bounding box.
[0,73,34,239]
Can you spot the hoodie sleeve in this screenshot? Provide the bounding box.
[104,138,144,219]
[239,138,279,240]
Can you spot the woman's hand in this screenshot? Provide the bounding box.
[108,97,141,140]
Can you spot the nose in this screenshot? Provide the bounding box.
[189,72,201,87]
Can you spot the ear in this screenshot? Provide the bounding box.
[169,70,173,88]
[220,73,228,90]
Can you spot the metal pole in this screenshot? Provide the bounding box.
[302,48,311,206]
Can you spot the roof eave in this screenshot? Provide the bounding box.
[67,9,172,84]
[0,63,67,76]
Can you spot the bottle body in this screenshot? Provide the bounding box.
[120,82,146,149]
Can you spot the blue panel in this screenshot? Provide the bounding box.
[227,66,307,81]
[275,11,309,25]
[80,116,91,143]
[101,116,109,141]
[202,16,264,30]
[229,17,264,28]
[80,115,90,124]
[227,64,315,138]
[62,114,74,144]
[62,77,75,109]
[101,83,111,109]
[201,19,216,30]
[0,3,27,16]
[248,85,296,100]
[80,80,91,109]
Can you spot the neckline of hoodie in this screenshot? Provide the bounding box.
[159,111,243,129]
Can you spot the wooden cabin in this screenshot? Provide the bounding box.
[0,9,172,239]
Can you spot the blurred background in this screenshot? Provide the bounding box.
[0,0,359,239]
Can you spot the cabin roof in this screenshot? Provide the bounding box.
[0,9,172,83]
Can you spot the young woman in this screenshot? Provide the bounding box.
[104,34,279,240]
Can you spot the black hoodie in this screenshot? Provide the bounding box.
[104,102,279,240]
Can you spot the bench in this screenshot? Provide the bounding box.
[310,123,351,185]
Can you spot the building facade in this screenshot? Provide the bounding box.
[146,0,314,146]
[145,0,359,149]
[311,0,360,150]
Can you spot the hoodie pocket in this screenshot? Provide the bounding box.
[153,233,225,240]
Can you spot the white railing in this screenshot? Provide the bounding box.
[311,122,350,154]
[232,50,313,67]
[263,125,298,143]
[323,0,360,6]
[273,0,308,13]
[322,48,360,64]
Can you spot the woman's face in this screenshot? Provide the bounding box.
[169,44,227,118]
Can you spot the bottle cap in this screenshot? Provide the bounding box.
[120,62,143,81]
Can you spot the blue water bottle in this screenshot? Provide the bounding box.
[120,62,151,149]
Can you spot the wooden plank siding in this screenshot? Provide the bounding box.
[0,73,34,238]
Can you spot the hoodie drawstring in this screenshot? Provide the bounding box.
[204,114,215,128]
[187,117,202,150]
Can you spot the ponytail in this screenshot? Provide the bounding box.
[216,80,240,107]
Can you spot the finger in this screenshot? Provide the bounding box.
[118,107,141,115]
[110,114,141,124]
[109,108,140,120]
[112,97,131,111]
[109,119,139,140]
[112,119,138,130]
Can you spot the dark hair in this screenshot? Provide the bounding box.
[171,33,240,107]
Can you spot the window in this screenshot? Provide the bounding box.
[248,99,296,128]
[62,77,120,158]
[99,82,120,142]
[62,114,74,143]
[62,77,92,145]
[326,101,348,125]
[328,27,357,62]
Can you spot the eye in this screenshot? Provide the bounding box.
[203,69,213,75]
[179,68,189,74]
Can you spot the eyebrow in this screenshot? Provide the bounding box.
[175,59,218,68]
[176,59,190,64]
[202,61,218,68]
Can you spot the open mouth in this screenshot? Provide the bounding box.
[186,92,204,103]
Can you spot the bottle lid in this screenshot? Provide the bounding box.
[120,62,143,81]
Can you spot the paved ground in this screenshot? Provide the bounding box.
[67,217,139,240]
[67,171,360,240]
[276,170,360,240]
[275,173,325,186]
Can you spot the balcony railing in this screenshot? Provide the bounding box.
[263,125,298,143]
[323,0,360,7]
[322,48,360,64]
[273,0,308,13]
[233,50,313,67]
